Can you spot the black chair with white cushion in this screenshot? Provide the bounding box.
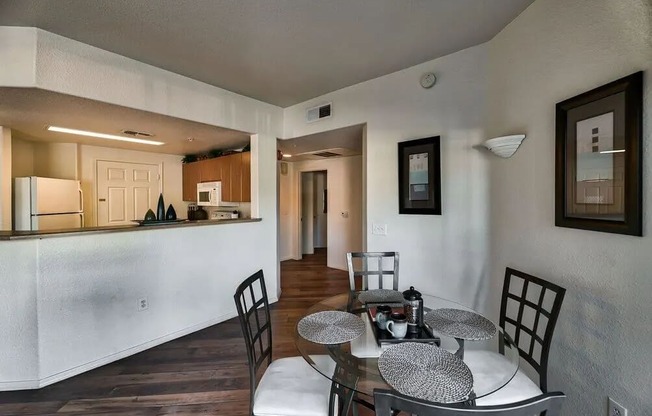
[234,270,339,416]
[346,252,399,291]
[373,389,565,416]
[468,267,566,406]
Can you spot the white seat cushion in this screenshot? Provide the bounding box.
[464,350,543,406]
[253,355,336,416]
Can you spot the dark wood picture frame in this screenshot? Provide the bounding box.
[555,71,643,236]
[398,136,441,215]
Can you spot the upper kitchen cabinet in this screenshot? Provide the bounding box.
[182,152,251,203]
[182,162,201,202]
[200,157,223,182]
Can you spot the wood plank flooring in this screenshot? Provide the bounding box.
[0,249,352,415]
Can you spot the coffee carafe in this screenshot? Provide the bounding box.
[402,286,424,334]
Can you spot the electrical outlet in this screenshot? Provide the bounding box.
[138,297,149,311]
[608,398,627,416]
[372,223,387,235]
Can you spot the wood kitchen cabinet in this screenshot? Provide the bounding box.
[181,151,251,203]
[200,157,223,182]
[182,161,201,202]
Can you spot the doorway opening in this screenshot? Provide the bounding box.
[277,123,366,273]
[300,170,327,259]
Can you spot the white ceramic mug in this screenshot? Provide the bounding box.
[386,313,408,339]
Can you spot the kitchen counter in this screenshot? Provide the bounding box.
[0,218,262,240]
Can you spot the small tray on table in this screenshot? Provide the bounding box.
[366,303,440,347]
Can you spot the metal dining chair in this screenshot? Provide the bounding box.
[467,267,566,406]
[373,389,566,416]
[346,252,399,291]
[234,270,345,416]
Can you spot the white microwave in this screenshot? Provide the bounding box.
[197,181,237,207]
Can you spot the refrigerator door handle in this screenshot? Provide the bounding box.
[79,188,84,213]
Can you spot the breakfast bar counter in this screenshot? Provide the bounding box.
[0,218,262,240]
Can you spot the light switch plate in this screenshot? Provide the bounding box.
[372,223,387,235]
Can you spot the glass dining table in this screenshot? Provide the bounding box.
[294,292,520,406]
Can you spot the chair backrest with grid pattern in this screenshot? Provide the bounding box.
[234,270,272,414]
[500,267,566,392]
[373,390,565,416]
[346,252,399,291]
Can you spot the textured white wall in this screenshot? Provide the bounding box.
[283,47,490,300]
[0,240,39,388]
[33,29,283,137]
[0,27,36,87]
[0,28,280,389]
[485,0,652,414]
[34,221,277,383]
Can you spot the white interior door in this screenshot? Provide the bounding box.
[97,161,161,226]
[301,172,314,255]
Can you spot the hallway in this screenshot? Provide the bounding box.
[0,250,350,415]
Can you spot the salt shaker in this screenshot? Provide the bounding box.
[402,286,424,334]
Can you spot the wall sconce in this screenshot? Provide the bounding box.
[483,134,526,158]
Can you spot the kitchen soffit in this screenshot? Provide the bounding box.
[0,88,251,155]
[0,0,534,107]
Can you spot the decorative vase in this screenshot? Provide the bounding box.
[144,209,157,221]
[165,204,177,220]
[156,194,165,221]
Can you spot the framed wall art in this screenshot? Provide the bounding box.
[555,71,643,236]
[398,136,442,215]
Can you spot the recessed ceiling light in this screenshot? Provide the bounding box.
[283,154,292,158]
[47,126,164,146]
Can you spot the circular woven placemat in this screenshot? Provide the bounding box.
[424,308,496,341]
[297,311,365,344]
[357,289,403,304]
[378,342,473,403]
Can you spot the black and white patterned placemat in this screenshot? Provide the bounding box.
[378,342,473,403]
[298,311,366,344]
[424,308,496,341]
[357,289,403,304]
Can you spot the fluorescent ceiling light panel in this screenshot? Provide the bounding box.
[600,149,625,154]
[283,154,292,157]
[47,126,164,145]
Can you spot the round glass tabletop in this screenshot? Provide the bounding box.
[294,292,519,403]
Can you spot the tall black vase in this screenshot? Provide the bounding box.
[156,194,165,221]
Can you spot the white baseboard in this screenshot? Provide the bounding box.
[0,296,282,391]
[0,308,242,391]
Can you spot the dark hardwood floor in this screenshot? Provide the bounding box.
[0,248,351,415]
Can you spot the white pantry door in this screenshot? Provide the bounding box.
[96,161,161,226]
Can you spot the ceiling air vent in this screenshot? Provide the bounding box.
[313,151,341,158]
[121,129,155,138]
[294,147,359,160]
[306,102,332,123]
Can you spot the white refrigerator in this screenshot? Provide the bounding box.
[14,177,84,231]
